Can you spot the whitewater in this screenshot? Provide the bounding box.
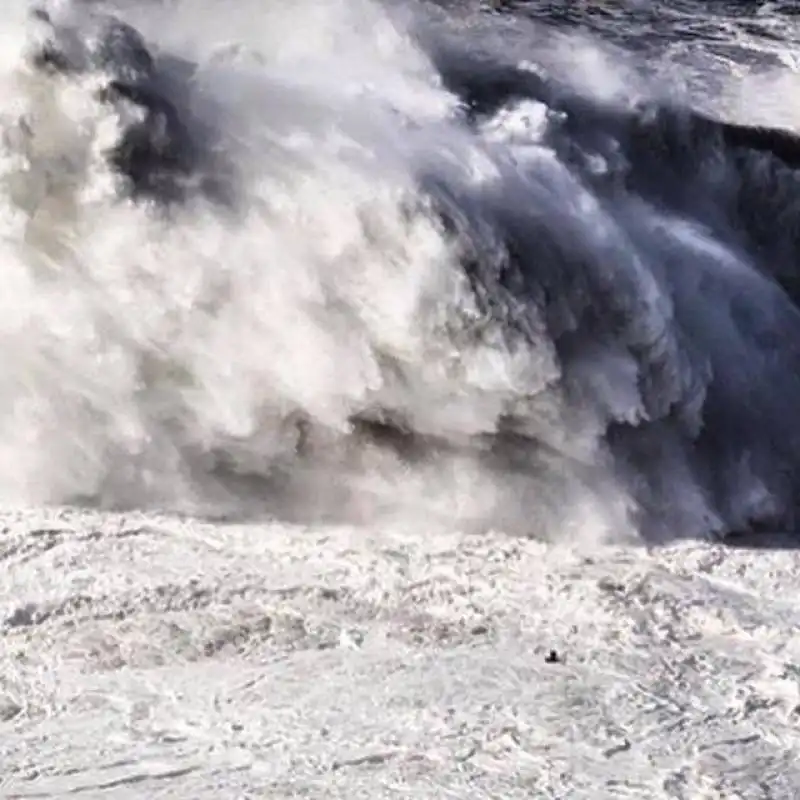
[4,0,800,797]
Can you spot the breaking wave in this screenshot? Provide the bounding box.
[3,0,800,543]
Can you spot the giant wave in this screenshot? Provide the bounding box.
[2,0,800,543]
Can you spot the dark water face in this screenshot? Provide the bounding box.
[409,0,800,540]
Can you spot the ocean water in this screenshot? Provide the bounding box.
[2,0,800,543]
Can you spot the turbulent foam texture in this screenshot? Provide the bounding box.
[0,0,587,539]
[1,0,799,542]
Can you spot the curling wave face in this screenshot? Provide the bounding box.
[2,0,800,542]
